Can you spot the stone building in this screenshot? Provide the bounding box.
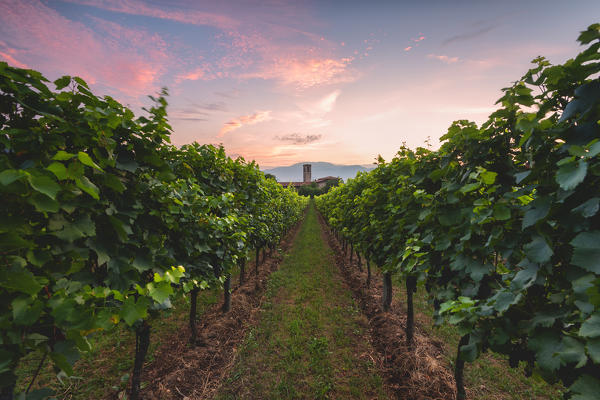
[277,164,340,189]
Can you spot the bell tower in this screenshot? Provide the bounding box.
[303,164,311,183]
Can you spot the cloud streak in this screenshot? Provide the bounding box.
[66,0,239,30]
[276,133,322,145]
[218,111,272,137]
[442,25,495,46]
[428,54,460,64]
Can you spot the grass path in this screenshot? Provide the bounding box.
[216,203,390,399]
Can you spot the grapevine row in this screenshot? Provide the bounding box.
[316,24,600,400]
[0,64,308,398]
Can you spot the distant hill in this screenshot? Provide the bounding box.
[263,162,375,183]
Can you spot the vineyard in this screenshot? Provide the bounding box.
[0,22,599,400]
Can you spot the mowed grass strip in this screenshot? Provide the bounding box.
[216,203,389,400]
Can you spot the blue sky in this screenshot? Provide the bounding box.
[1,0,598,167]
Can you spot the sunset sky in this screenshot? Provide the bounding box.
[1,0,598,167]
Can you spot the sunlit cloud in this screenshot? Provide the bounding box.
[428,54,460,64]
[317,90,341,113]
[404,46,413,52]
[176,67,209,82]
[242,57,356,89]
[218,111,272,137]
[0,49,28,69]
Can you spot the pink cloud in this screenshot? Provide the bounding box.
[218,111,272,137]
[404,34,425,53]
[175,66,212,83]
[5,0,356,97]
[0,48,29,69]
[68,0,354,90]
[0,0,171,98]
[242,57,356,89]
[428,54,460,64]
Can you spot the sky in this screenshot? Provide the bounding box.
[1,0,598,168]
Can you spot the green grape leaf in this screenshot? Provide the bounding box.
[0,169,27,186]
[147,281,173,304]
[0,233,33,251]
[0,263,43,295]
[572,198,599,218]
[491,291,522,313]
[522,198,551,229]
[52,151,75,161]
[571,231,600,273]
[438,208,461,226]
[557,336,587,367]
[28,174,61,199]
[528,332,562,372]
[163,266,185,283]
[132,254,152,272]
[514,170,530,184]
[570,374,600,400]
[77,152,103,171]
[480,170,497,185]
[586,338,600,363]
[556,159,587,190]
[119,296,149,326]
[46,162,68,180]
[108,216,132,241]
[524,236,553,263]
[12,297,43,325]
[579,313,600,338]
[49,352,73,376]
[460,182,480,194]
[54,76,71,90]
[577,23,600,44]
[493,204,511,221]
[75,176,100,199]
[87,239,110,266]
[52,216,95,242]
[28,193,60,213]
[102,174,126,193]
[52,340,80,372]
[511,262,538,290]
